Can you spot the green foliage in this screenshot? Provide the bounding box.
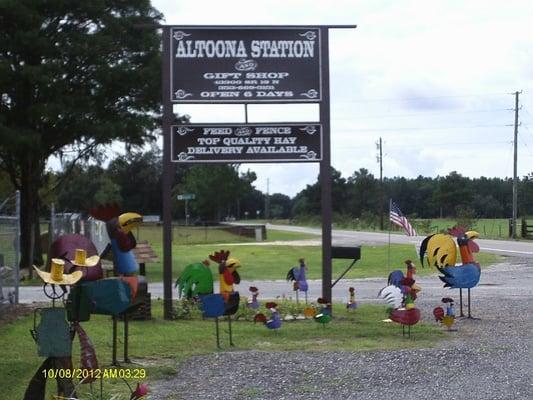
[360,210,379,229]
[0,0,163,267]
[235,298,260,321]
[181,165,258,221]
[56,164,123,211]
[133,224,318,248]
[107,148,164,215]
[292,167,348,216]
[346,168,379,217]
[292,170,525,220]
[0,171,14,202]
[455,205,478,230]
[276,297,307,316]
[140,242,501,283]
[415,218,433,235]
[172,298,203,320]
[269,193,292,219]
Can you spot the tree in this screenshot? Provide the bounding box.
[55,164,122,212]
[236,169,263,220]
[292,167,347,217]
[0,170,13,202]
[269,193,292,219]
[107,147,164,215]
[520,173,533,216]
[346,168,378,217]
[432,172,474,217]
[0,1,162,270]
[182,165,244,221]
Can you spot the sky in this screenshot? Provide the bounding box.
[68,0,533,197]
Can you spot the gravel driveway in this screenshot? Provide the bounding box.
[150,259,533,400]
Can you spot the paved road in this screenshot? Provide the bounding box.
[266,223,533,258]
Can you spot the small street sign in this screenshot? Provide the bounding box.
[177,194,196,200]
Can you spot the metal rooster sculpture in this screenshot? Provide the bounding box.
[378,260,421,337]
[286,258,309,304]
[247,286,260,309]
[433,297,456,331]
[89,203,143,275]
[314,297,332,327]
[419,226,481,318]
[176,250,242,347]
[89,203,144,364]
[346,287,358,311]
[175,260,214,298]
[254,302,282,331]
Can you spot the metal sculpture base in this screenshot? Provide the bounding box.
[214,316,234,349]
[112,314,131,366]
[459,288,479,320]
[402,324,413,338]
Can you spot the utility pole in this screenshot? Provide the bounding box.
[376,137,384,230]
[512,90,521,239]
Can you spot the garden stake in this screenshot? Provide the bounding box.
[459,289,464,317]
[112,316,118,366]
[215,317,221,349]
[123,313,130,363]
[228,316,234,346]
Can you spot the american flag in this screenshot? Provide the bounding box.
[389,201,417,236]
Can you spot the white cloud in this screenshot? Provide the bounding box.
[149,0,533,196]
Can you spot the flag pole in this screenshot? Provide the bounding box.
[387,198,392,272]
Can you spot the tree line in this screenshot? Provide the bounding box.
[293,167,533,221]
[12,150,531,225]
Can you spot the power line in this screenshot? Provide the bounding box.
[521,106,533,123]
[339,123,508,132]
[504,140,514,178]
[518,132,533,158]
[522,123,533,140]
[336,140,511,150]
[335,108,512,120]
[341,92,509,104]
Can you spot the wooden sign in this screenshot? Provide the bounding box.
[171,124,322,163]
[170,27,322,103]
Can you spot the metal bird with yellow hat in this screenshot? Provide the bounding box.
[69,248,100,267]
[33,258,82,286]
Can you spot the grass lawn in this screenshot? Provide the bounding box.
[269,217,517,240]
[20,226,320,285]
[415,218,511,238]
[21,226,502,285]
[0,301,443,399]
[144,243,503,283]
[134,224,319,246]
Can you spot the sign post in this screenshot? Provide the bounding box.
[162,26,174,320]
[177,194,196,226]
[162,25,356,319]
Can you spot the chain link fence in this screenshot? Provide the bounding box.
[49,205,85,240]
[0,191,20,305]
